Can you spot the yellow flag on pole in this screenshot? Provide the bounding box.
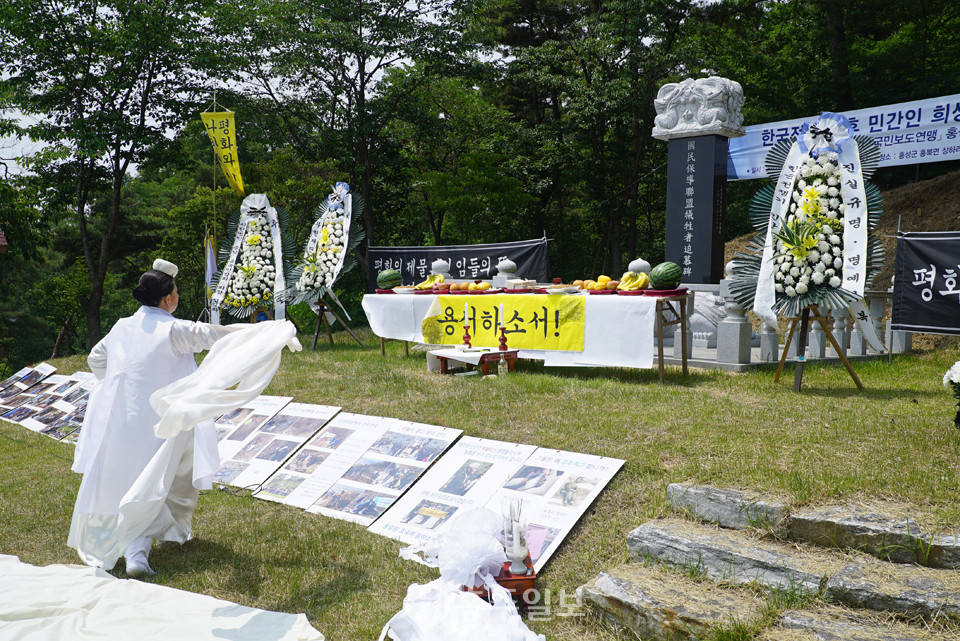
[200,111,245,197]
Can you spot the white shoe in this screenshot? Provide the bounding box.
[126,553,156,578]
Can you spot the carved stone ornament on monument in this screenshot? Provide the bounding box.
[652,77,746,141]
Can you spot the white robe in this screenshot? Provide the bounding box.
[68,306,237,570]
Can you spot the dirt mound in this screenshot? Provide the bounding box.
[725,169,960,352]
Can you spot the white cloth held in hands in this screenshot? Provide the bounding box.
[150,320,302,439]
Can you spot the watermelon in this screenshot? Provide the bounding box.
[649,262,682,290]
[377,269,403,289]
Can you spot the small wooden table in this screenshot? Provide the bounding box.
[434,348,519,375]
[653,293,691,383]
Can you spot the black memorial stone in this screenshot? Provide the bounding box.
[664,135,728,284]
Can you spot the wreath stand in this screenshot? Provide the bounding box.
[312,297,364,350]
[774,304,863,392]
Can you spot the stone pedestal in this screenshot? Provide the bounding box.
[829,307,849,357]
[869,293,889,353]
[849,325,868,356]
[760,324,779,362]
[886,320,913,353]
[808,320,827,359]
[717,279,751,364]
[786,333,798,360]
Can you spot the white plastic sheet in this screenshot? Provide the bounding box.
[0,554,324,641]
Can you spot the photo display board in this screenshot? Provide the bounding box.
[0,363,57,411]
[2,364,625,574]
[483,448,624,572]
[19,372,95,433]
[43,375,98,442]
[286,416,461,526]
[0,367,32,392]
[368,436,538,545]
[227,402,341,489]
[213,395,293,487]
[1,374,68,421]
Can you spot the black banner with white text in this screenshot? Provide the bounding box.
[892,231,960,335]
[367,237,549,291]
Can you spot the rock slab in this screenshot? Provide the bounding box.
[825,560,960,622]
[667,483,788,530]
[767,608,947,641]
[627,519,840,595]
[787,508,931,566]
[578,564,765,641]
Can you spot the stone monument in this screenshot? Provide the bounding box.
[653,76,744,284]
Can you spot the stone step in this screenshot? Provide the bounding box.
[786,507,960,569]
[627,517,844,595]
[667,482,788,530]
[667,483,960,569]
[578,564,957,641]
[757,606,953,641]
[627,518,960,622]
[577,563,766,641]
[825,558,960,622]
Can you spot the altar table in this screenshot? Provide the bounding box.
[362,293,667,370]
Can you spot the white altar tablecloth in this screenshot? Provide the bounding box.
[362,293,657,369]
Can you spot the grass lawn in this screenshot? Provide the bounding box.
[2,327,959,640]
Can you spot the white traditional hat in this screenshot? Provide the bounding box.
[153,258,179,278]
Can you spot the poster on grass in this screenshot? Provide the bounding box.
[0,363,57,410]
[256,412,395,511]
[19,372,95,432]
[48,376,98,443]
[483,448,624,573]
[282,418,462,527]
[0,367,32,392]
[0,375,68,419]
[213,395,293,487]
[368,436,537,546]
[226,402,341,489]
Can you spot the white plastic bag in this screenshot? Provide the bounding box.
[384,509,544,641]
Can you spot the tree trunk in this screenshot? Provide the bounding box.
[84,281,104,348]
[51,313,74,358]
[822,0,854,111]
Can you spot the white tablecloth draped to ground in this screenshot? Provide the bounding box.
[0,554,324,641]
[362,293,657,369]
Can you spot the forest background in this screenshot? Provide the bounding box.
[1,0,959,370]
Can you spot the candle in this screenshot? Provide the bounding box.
[512,521,521,556]
[464,302,469,322]
[499,302,505,328]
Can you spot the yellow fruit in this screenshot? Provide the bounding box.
[572,279,584,289]
[635,272,650,290]
[477,282,491,290]
[467,283,476,290]
[597,275,611,285]
[584,280,597,290]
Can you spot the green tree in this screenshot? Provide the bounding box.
[0,0,216,345]
[383,71,533,245]
[217,0,471,257]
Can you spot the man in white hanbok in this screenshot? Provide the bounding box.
[69,259,240,577]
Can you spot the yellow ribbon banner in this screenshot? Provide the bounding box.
[422,294,585,351]
[200,111,245,197]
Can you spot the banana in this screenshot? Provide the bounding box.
[415,274,445,290]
